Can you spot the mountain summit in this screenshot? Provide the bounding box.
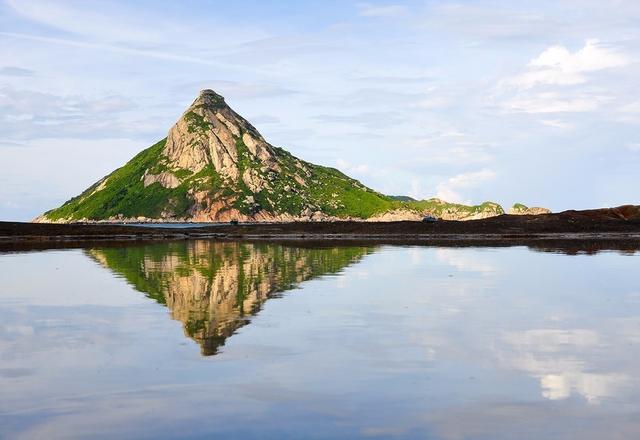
[38,90,504,223]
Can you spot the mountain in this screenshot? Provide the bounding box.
[88,241,373,355]
[508,203,551,215]
[37,89,504,223]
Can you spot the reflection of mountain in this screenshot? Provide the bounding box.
[87,241,373,355]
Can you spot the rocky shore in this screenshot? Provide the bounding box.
[2,206,640,250]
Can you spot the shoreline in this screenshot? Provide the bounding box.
[2,214,640,252]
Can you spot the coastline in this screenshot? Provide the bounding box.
[3,212,640,252]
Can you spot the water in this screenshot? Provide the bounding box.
[1,241,639,439]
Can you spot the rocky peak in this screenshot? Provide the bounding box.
[197,88,226,104]
[162,89,277,181]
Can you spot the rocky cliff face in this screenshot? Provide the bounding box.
[38,89,504,223]
[88,241,373,355]
[509,203,551,215]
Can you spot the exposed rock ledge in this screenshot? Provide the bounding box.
[142,171,181,189]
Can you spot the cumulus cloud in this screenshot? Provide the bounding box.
[434,169,496,204]
[504,39,630,89]
[497,39,631,115]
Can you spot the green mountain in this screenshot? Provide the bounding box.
[37,90,503,223]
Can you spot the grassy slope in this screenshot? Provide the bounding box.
[44,139,196,221]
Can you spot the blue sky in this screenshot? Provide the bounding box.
[1,0,639,220]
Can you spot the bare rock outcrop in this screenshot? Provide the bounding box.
[142,171,181,189]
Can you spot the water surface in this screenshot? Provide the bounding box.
[1,241,639,439]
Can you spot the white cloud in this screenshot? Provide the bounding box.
[496,39,631,115]
[504,39,630,89]
[435,169,496,204]
[357,3,408,18]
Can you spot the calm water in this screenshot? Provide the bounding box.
[1,241,639,439]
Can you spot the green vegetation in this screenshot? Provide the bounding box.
[44,138,220,221]
[403,199,505,217]
[389,195,417,202]
[266,146,397,218]
[184,111,212,134]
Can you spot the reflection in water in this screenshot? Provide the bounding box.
[500,328,628,403]
[87,242,373,355]
[2,244,640,439]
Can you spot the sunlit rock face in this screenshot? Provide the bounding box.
[163,90,278,181]
[88,241,373,355]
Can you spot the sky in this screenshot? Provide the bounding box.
[0,0,639,221]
